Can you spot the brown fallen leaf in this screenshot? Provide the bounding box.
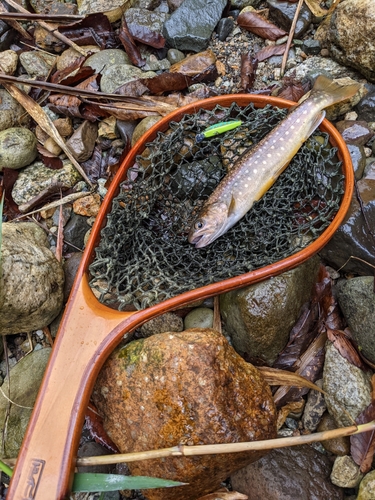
[240,52,258,92]
[258,366,325,394]
[119,16,145,67]
[49,74,100,119]
[198,488,248,500]
[351,401,375,473]
[170,49,216,76]
[277,399,305,430]
[86,403,119,453]
[278,76,309,102]
[326,328,368,370]
[59,12,117,49]
[237,10,287,41]
[255,43,288,62]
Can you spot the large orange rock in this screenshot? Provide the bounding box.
[92,328,277,500]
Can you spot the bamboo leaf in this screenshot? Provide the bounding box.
[258,366,326,394]
[72,473,186,492]
[0,459,13,478]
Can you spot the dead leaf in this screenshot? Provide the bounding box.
[49,74,100,119]
[258,366,325,394]
[2,168,20,219]
[198,488,248,500]
[351,402,375,473]
[86,403,119,453]
[237,10,287,41]
[278,77,308,102]
[326,328,368,370]
[240,52,258,91]
[59,13,117,49]
[277,399,305,429]
[119,17,145,67]
[170,49,216,76]
[255,43,287,62]
[126,15,165,49]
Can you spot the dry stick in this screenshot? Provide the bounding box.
[213,296,222,333]
[77,420,375,467]
[280,0,304,77]
[3,0,88,56]
[0,3,32,40]
[0,12,84,21]
[337,255,375,273]
[1,337,10,457]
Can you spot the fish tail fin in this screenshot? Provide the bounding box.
[311,75,361,106]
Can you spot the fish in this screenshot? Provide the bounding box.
[188,75,361,249]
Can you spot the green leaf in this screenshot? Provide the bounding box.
[72,473,186,492]
[0,459,13,478]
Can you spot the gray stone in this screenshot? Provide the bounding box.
[0,28,16,52]
[0,223,64,335]
[267,0,312,38]
[131,115,162,147]
[356,91,375,122]
[337,277,375,364]
[12,160,82,207]
[347,144,367,180]
[358,470,375,500]
[139,312,183,337]
[323,342,372,427]
[184,307,214,330]
[63,252,83,301]
[231,445,344,500]
[0,49,18,75]
[125,8,168,48]
[330,456,363,488]
[231,0,263,8]
[335,120,374,146]
[77,442,113,474]
[0,90,26,132]
[100,64,156,94]
[285,56,359,83]
[0,127,38,170]
[302,39,321,55]
[216,17,234,42]
[220,256,320,365]
[301,380,326,432]
[167,48,185,65]
[163,0,227,52]
[66,120,98,162]
[83,48,131,73]
[57,45,100,71]
[19,50,57,79]
[319,168,375,275]
[0,347,51,458]
[64,213,90,251]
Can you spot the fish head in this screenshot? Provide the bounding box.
[188,201,230,248]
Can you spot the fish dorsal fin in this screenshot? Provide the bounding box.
[228,195,236,216]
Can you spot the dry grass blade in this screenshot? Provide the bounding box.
[55,202,64,262]
[258,366,325,394]
[16,191,89,218]
[0,3,32,39]
[0,12,84,21]
[3,0,88,55]
[3,82,93,186]
[76,421,375,467]
[281,0,304,77]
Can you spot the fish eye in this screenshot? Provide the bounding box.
[195,220,204,230]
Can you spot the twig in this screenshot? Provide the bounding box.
[213,296,222,333]
[0,387,33,410]
[3,0,88,56]
[1,337,10,456]
[336,256,375,273]
[0,3,32,40]
[0,12,84,22]
[76,420,375,466]
[43,326,54,347]
[281,0,304,77]
[15,191,90,218]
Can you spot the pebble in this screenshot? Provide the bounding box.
[317,413,350,456]
[358,470,375,500]
[139,312,183,337]
[63,252,83,302]
[131,115,163,147]
[347,143,367,179]
[302,39,321,55]
[0,89,27,132]
[356,91,375,122]
[124,8,169,49]
[66,120,98,162]
[19,50,57,79]
[215,17,234,42]
[83,48,131,74]
[167,48,185,64]
[63,213,91,251]
[301,379,326,432]
[100,64,156,94]
[73,193,101,217]
[0,127,38,170]
[330,456,363,488]
[52,205,72,227]
[323,342,372,427]
[184,307,214,329]
[0,49,18,75]
[268,0,312,38]
[335,120,374,146]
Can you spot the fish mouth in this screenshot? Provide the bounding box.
[189,234,205,248]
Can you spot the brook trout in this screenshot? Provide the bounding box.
[188,75,360,248]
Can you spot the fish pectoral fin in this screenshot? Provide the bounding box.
[227,195,236,216]
[305,110,326,137]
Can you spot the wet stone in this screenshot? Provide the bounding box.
[335,120,374,146]
[57,45,100,71]
[19,50,57,79]
[0,49,18,75]
[0,128,38,170]
[100,64,156,94]
[317,412,350,456]
[131,115,163,147]
[66,120,98,162]
[163,0,227,52]
[347,144,367,179]
[216,17,234,42]
[0,28,16,52]
[138,312,183,337]
[93,328,277,500]
[358,470,375,500]
[231,445,344,500]
[356,91,375,122]
[0,89,27,132]
[337,277,375,365]
[323,342,372,427]
[83,48,131,73]
[167,48,185,64]
[125,8,169,48]
[330,456,363,488]
[302,39,321,55]
[184,307,214,330]
[63,213,90,251]
[267,0,312,38]
[301,379,326,432]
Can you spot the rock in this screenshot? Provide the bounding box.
[285,55,359,83]
[163,0,227,52]
[131,116,163,147]
[317,413,350,456]
[231,444,344,500]
[319,167,375,275]
[63,252,82,301]
[231,0,263,8]
[323,342,372,427]
[12,160,82,207]
[358,470,375,500]
[66,120,98,162]
[337,277,375,364]
[267,0,312,38]
[330,456,363,488]
[0,26,16,52]
[356,91,375,122]
[56,45,100,71]
[125,8,168,48]
[319,0,375,82]
[63,213,90,251]
[216,17,234,42]
[335,120,374,146]
[0,128,38,170]
[184,307,214,329]
[347,144,367,180]
[0,223,64,334]
[302,39,321,55]
[73,193,101,217]
[92,328,277,500]
[116,120,137,145]
[83,48,131,73]
[220,256,320,365]
[98,116,118,140]
[0,49,18,75]
[167,48,185,64]
[100,64,156,94]
[77,0,132,22]
[77,442,113,474]
[0,348,51,458]
[139,312,183,337]
[0,89,27,132]
[19,50,57,79]
[301,379,326,432]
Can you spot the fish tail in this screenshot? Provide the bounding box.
[311,75,361,106]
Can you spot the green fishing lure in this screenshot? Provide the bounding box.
[196,120,242,143]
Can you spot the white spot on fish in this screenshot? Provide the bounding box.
[271,146,275,149]
[291,126,294,129]
[239,191,242,195]
[281,147,285,150]
[262,161,266,164]
[285,131,289,135]
[296,119,300,123]
[253,169,257,174]
[303,110,307,114]
[267,154,271,157]
[245,184,248,188]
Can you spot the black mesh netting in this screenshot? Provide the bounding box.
[89,102,344,310]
